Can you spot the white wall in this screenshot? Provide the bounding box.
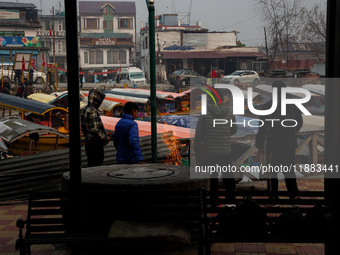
[207,32,237,49]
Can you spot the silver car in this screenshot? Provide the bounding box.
[222,70,260,85]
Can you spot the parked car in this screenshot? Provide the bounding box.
[221,70,260,85]
[0,65,46,83]
[168,69,206,86]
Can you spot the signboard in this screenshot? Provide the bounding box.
[0,10,19,20]
[93,38,116,46]
[13,53,32,70]
[0,37,41,47]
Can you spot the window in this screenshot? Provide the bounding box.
[58,43,61,51]
[103,20,113,29]
[118,18,133,29]
[58,21,62,31]
[45,21,50,30]
[86,19,98,29]
[89,50,103,64]
[103,5,114,14]
[119,51,126,64]
[145,37,148,49]
[84,52,89,64]
[107,50,119,64]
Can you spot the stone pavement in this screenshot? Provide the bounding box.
[0,178,325,255]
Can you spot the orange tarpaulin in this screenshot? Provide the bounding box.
[101,116,192,139]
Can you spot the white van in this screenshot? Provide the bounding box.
[113,67,147,87]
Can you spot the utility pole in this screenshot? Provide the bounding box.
[52,6,55,64]
[264,27,270,72]
[146,0,157,163]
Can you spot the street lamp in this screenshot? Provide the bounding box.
[146,0,157,163]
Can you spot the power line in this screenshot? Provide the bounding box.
[219,14,261,31]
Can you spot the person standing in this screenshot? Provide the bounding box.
[81,88,110,167]
[194,90,237,206]
[255,80,303,200]
[15,80,24,97]
[102,67,108,83]
[2,77,10,94]
[23,78,34,98]
[114,102,143,164]
[211,68,217,85]
[79,68,84,88]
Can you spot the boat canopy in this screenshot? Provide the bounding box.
[110,88,175,99]
[0,137,8,153]
[0,93,68,116]
[0,118,69,144]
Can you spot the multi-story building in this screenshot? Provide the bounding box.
[0,2,47,69]
[140,14,266,81]
[78,1,136,80]
[37,12,67,69]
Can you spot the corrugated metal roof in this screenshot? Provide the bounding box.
[0,2,36,9]
[79,1,136,15]
[311,63,325,76]
[80,33,132,39]
[0,133,175,201]
[161,50,266,59]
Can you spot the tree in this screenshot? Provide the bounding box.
[256,0,303,70]
[298,3,326,59]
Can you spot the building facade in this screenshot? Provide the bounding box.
[78,1,136,80]
[140,14,267,82]
[37,13,67,69]
[0,2,47,69]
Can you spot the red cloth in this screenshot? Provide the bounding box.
[30,59,35,70]
[42,53,46,67]
[22,56,25,71]
[49,28,52,36]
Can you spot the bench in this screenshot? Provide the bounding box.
[204,190,328,255]
[16,189,207,255]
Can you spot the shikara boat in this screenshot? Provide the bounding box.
[0,118,69,156]
[0,93,70,135]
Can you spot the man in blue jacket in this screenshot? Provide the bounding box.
[114,102,143,164]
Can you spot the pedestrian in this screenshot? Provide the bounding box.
[255,80,303,201]
[14,69,21,83]
[2,77,10,94]
[211,68,217,85]
[23,78,34,98]
[29,65,34,83]
[81,88,110,167]
[15,80,24,97]
[102,67,108,83]
[194,89,237,206]
[79,68,84,88]
[114,102,143,164]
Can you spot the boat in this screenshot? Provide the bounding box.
[0,117,69,156]
[27,93,56,103]
[101,116,191,139]
[0,93,70,137]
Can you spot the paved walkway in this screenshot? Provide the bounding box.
[0,178,325,255]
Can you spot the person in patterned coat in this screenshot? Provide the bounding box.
[81,88,110,167]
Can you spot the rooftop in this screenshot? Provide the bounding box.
[79,1,136,15]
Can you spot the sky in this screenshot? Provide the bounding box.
[12,0,326,47]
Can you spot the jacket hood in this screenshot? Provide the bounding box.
[88,88,105,109]
[207,103,230,117]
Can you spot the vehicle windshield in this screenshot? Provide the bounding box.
[130,72,145,79]
[230,71,244,76]
[173,70,185,75]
